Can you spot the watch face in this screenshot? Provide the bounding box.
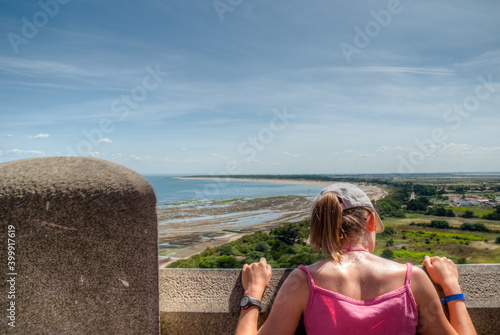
[240,296,249,307]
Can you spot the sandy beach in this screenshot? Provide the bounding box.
[158,178,387,267]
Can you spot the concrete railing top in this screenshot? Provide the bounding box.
[160,265,500,335]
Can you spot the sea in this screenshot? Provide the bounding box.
[143,175,326,205]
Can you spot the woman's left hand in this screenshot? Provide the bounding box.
[242,257,272,300]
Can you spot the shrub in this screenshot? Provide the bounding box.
[460,210,476,218]
[483,205,500,220]
[386,239,394,247]
[255,241,271,253]
[496,236,500,244]
[457,257,467,264]
[460,222,488,232]
[381,249,394,259]
[199,257,217,268]
[381,227,396,236]
[216,255,242,268]
[429,220,450,229]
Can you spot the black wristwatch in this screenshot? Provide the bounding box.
[240,296,262,311]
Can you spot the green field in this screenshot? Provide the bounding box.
[450,206,495,216]
[374,220,500,264]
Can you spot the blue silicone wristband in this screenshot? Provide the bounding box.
[440,293,465,304]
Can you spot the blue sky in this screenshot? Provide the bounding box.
[1,0,499,175]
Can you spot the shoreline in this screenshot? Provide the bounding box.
[157,195,312,268]
[175,176,388,201]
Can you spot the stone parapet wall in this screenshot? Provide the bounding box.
[0,157,159,334]
[160,265,500,335]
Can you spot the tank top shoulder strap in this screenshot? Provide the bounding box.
[298,264,315,288]
[405,263,413,286]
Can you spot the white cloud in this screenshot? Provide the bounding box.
[324,66,455,76]
[0,56,93,78]
[98,138,112,143]
[181,148,187,151]
[131,155,152,161]
[29,133,50,139]
[283,151,301,157]
[7,149,45,156]
[394,146,414,152]
[5,134,14,137]
[377,146,389,151]
[209,153,228,160]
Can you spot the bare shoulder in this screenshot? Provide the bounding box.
[367,254,409,274]
[408,265,443,311]
[284,267,310,291]
[410,265,433,289]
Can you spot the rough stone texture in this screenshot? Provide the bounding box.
[0,157,159,334]
[160,264,500,335]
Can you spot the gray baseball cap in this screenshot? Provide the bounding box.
[311,183,384,233]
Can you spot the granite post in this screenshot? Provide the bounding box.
[0,157,159,334]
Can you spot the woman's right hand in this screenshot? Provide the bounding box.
[423,255,461,295]
[242,258,272,300]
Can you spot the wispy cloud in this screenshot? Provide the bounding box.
[0,56,89,78]
[98,138,112,143]
[209,153,229,160]
[7,149,45,156]
[283,151,301,157]
[320,67,456,76]
[131,155,152,161]
[28,134,50,139]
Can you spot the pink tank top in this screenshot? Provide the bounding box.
[298,263,418,335]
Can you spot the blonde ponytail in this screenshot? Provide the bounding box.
[310,193,371,261]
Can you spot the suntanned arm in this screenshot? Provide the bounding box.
[235,258,272,335]
[411,257,477,335]
[423,256,477,335]
[254,268,309,334]
[235,259,308,335]
[236,306,260,335]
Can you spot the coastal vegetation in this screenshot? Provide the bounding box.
[167,175,500,268]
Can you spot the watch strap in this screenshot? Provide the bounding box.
[441,293,465,304]
[240,296,262,311]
